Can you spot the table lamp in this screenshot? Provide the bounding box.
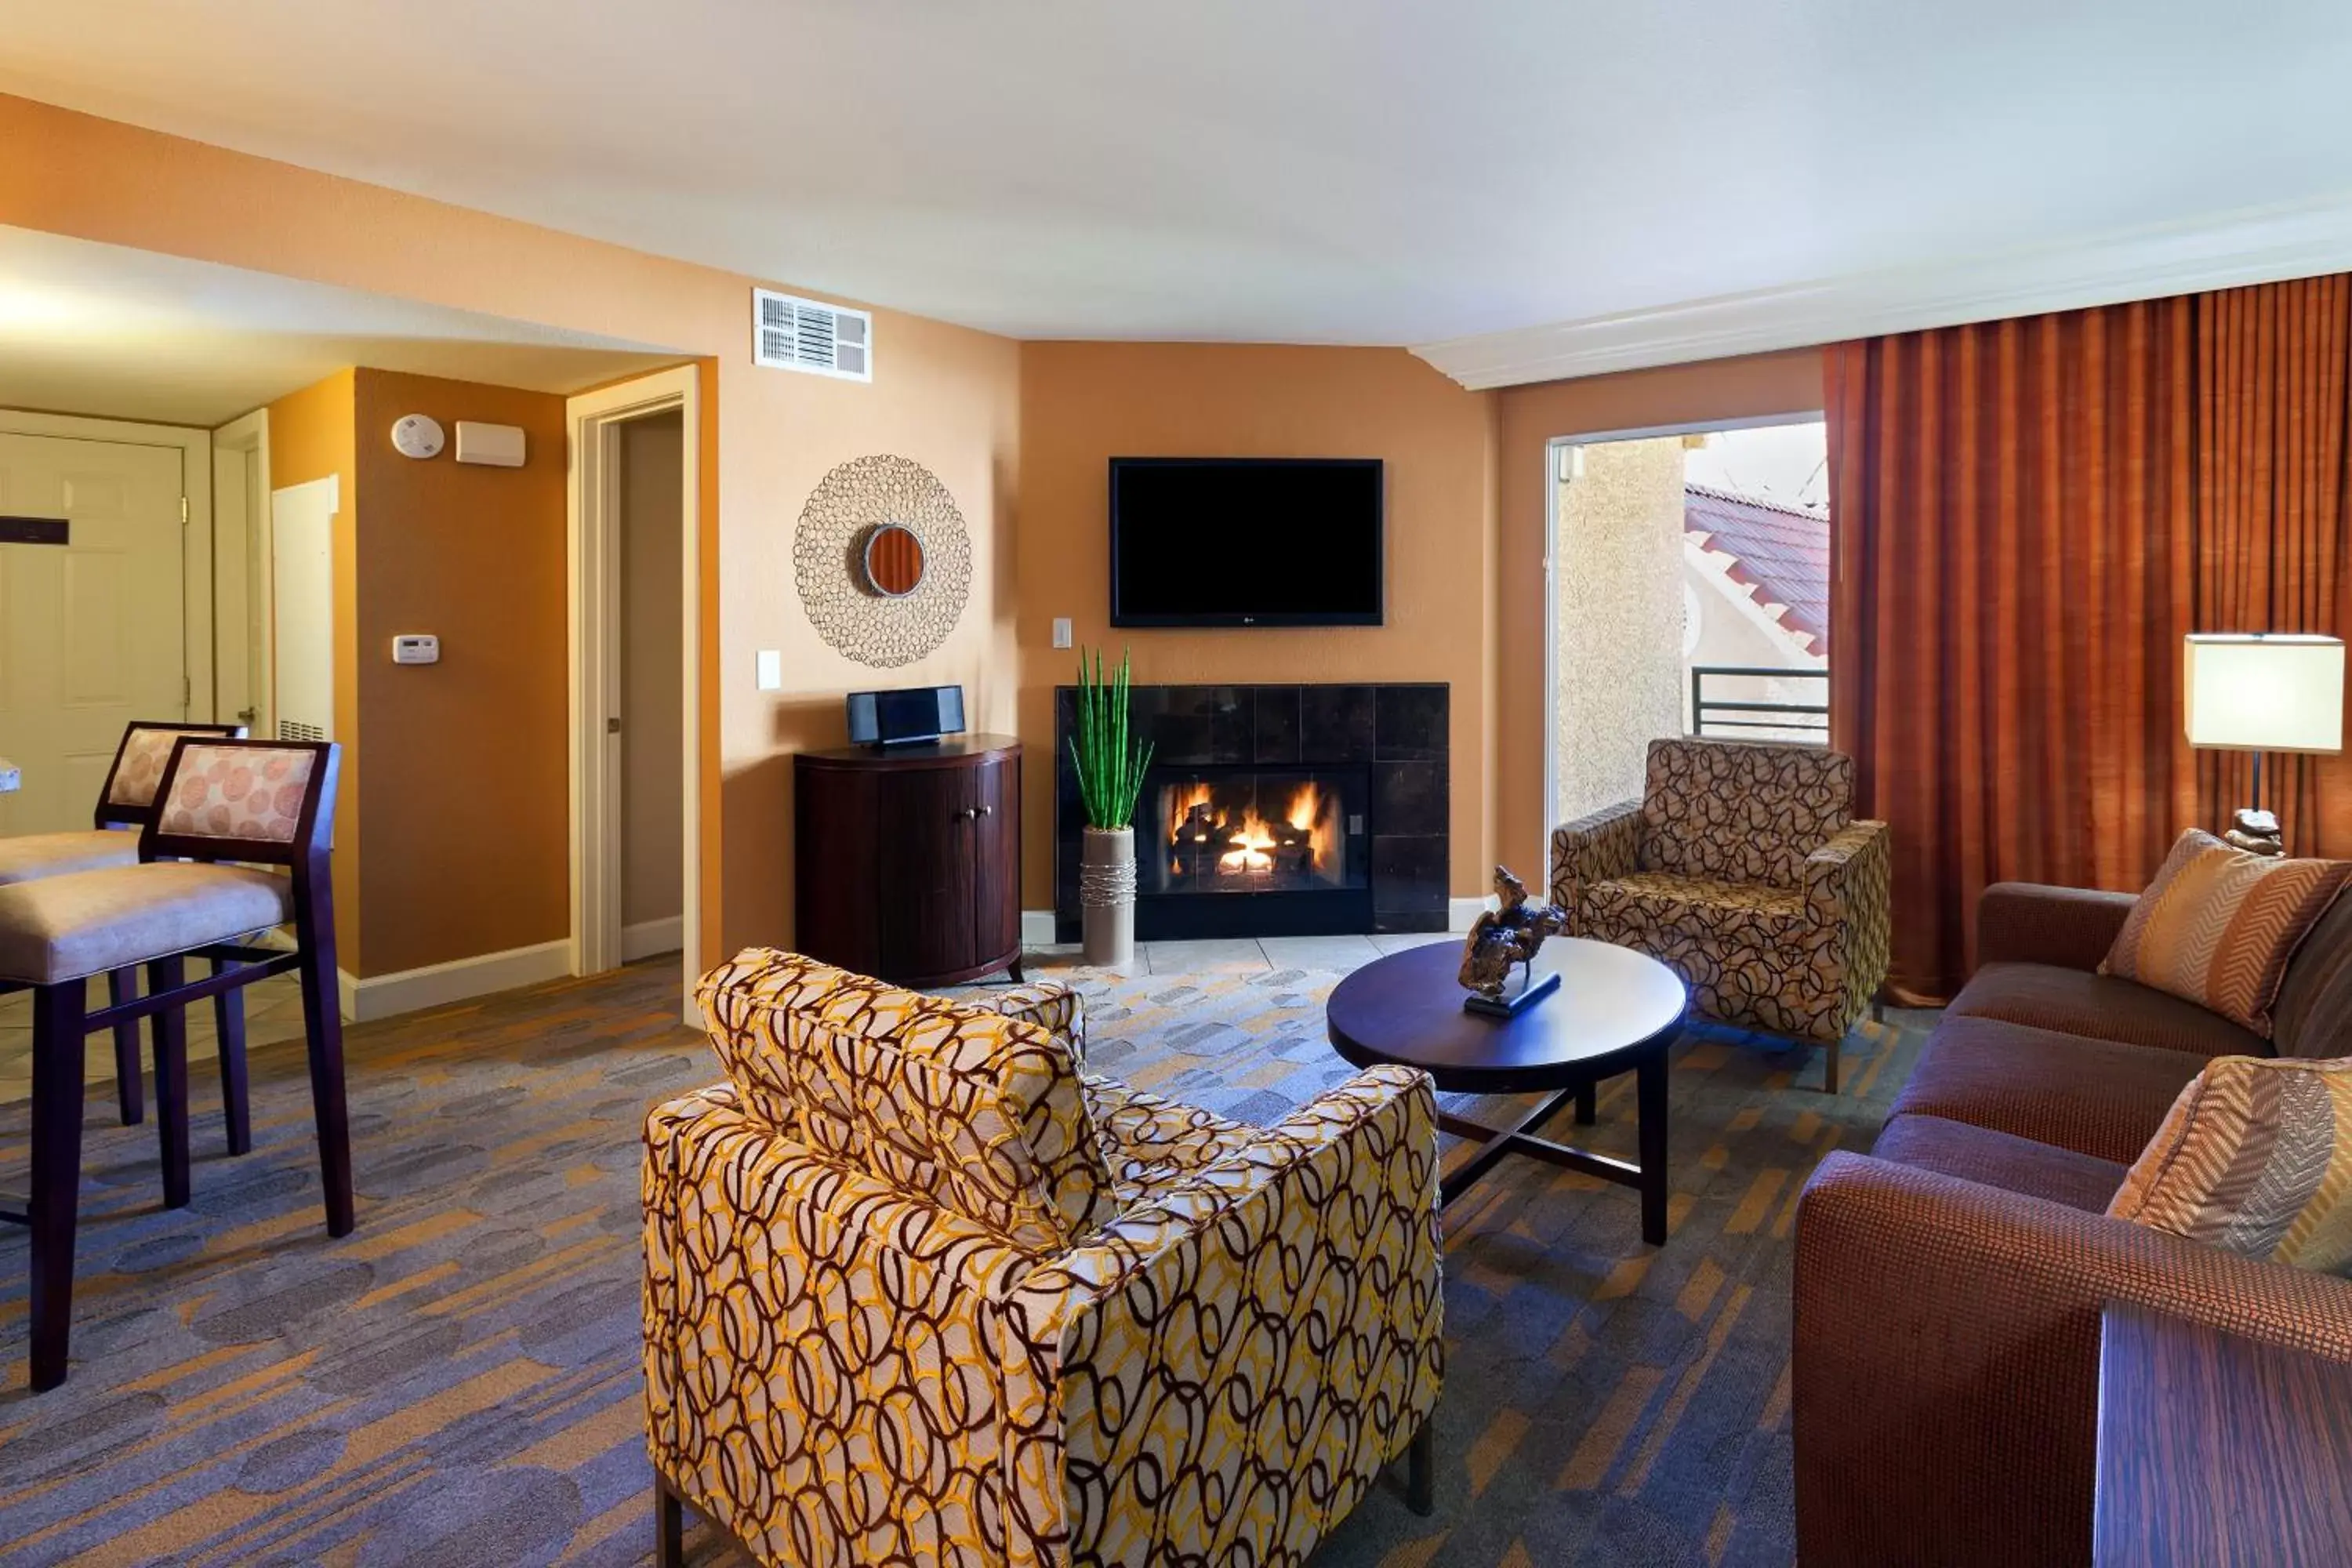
[2183,633,2347,855]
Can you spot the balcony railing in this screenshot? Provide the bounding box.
[1689,664,1828,742]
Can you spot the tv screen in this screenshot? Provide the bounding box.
[1110,457,1384,626]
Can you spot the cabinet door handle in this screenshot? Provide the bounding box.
[975,804,993,816]
[955,805,978,820]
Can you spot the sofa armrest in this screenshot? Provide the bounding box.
[641,1086,1065,1568]
[1792,1150,2352,1568]
[1012,1065,1444,1563]
[1551,799,1642,911]
[1976,881,2138,971]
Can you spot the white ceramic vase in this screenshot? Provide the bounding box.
[1080,825,1137,966]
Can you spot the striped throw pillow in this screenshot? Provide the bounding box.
[2109,1054,2352,1275]
[2100,829,2352,1038]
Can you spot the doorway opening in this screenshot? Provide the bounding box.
[568,368,702,1018]
[1543,416,1829,842]
[0,410,214,837]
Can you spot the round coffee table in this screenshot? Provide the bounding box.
[1327,937,1687,1243]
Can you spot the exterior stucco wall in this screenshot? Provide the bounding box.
[1553,437,1687,823]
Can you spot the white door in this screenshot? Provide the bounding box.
[0,432,187,835]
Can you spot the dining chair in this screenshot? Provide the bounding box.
[0,720,246,1126]
[0,735,350,1392]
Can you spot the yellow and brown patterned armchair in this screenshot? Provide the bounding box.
[642,949,1444,1567]
[1549,738,1890,1092]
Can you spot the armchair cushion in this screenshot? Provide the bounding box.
[1585,872,1808,945]
[695,947,1114,1252]
[2100,829,2352,1039]
[2109,1054,2352,1274]
[1638,737,1853,887]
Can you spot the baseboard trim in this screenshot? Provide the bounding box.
[1029,904,1489,941]
[338,938,575,1024]
[621,915,684,963]
[1448,896,1495,932]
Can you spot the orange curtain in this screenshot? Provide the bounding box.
[1828,275,2352,1001]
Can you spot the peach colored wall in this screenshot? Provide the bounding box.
[1492,350,1828,873]
[263,370,362,964]
[1016,343,1499,904]
[350,369,570,975]
[0,93,1020,964]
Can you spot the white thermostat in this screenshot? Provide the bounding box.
[391,633,441,665]
[390,415,445,459]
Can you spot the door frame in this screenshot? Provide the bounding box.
[566,366,703,1015]
[0,407,216,722]
[1540,411,1822,867]
[212,408,271,735]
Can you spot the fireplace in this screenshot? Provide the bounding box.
[1054,683,1448,942]
[1138,763,1371,938]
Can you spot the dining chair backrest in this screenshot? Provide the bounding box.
[143,738,339,869]
[95,721,248,829]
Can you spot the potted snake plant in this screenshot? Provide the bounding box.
[1070,646,1153,965]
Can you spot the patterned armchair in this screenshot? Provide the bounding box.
[1549,738,1890,1093]
[643,949,1444,1568]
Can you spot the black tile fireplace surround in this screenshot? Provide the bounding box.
[1054,683,1448,942]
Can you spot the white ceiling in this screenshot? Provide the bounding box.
[5,1,2352,364]
[0,226,676,426]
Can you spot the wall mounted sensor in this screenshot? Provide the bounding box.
[391,633,441,665]
[390,415,445,459]
[454,421,527,467]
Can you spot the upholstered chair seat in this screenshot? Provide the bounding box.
[1552,737,1892,1091]
[0,829,140,887]
[644,948,1445,1568]
[0,863,292,986]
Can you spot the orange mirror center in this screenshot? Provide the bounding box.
[864,523,926,596]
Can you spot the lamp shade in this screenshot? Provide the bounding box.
[2183,633,2347,753]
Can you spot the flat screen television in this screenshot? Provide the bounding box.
[1109,457,1384,626]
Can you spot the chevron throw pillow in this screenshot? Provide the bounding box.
[2110,1054,2352,1274]
[2100,829,2352,1038]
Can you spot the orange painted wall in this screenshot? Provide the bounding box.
[0,93,1020,964]
[1016,343,1499,903]
[263,369,362,963]
[350,369,570,975]
[1490,349,1829,871]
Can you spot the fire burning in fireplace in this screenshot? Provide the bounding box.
[1165,777,1342,887]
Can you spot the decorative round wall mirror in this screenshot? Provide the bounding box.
[863,522,927,597]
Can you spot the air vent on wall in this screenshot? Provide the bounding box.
[753,289,873,382]
[278,719,326,744]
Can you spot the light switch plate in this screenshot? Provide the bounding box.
[756,649,782,691]
[1051,616,1073,649]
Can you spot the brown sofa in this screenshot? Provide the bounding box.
[1792,880,2352,1567]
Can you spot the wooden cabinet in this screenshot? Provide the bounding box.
[794,735,1022,987]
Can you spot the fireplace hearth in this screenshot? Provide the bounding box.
[1054,684,1447,941]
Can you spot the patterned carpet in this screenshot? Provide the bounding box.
[0,957,1924,1567]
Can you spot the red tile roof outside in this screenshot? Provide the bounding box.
[1683,483,1829,655]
